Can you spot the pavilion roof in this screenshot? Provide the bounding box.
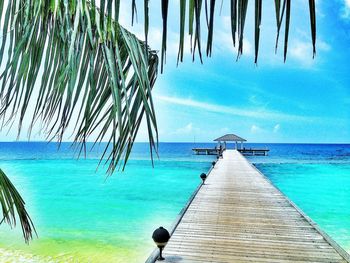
[214,134,246,142]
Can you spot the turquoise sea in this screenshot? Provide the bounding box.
[0,142,349,262]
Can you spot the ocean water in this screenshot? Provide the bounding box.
[0,142,214,262]
[0,142,349,262]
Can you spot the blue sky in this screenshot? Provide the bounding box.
[132,0,350,143]
[0,1,349,143]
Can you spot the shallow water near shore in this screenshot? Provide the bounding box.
[0,142,349,261]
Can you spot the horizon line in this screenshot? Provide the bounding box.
[0,141,349,145]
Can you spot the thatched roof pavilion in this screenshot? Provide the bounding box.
[214,134,246,142]
[214,134,246,149]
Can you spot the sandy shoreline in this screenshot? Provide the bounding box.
[0,248,77,263]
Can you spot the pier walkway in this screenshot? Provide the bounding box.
[151,150,350,262]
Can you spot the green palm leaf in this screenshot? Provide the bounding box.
[155,1,316,65]
[0,0,159,174]
[0,169,36,243]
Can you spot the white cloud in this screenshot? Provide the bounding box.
[214,30,252,57]
[289,38,331,66]
[212,15,253,57]
[318,39,331,52]
[174,123,194,135]
[273,124,280,133]
[250,125,263,134]
[156,94,315,122]
[341,0,350,19]
[289,41,315,66]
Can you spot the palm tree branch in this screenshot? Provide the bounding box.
[0,0,159,174]
[125,1,317,67]
[0,169,36,243]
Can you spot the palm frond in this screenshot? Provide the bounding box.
[177,0,186,65]
[237,0,248,60]
[0,169,36,243]
[193,0,203,63]
[308,0,316,58]
[284,0,291,62]
[230,0,237,47]
[144,0,149,50]
[254,0,262,63]
[124,1,317,66]
[161,0,169,73]
[206,0,216,57]
[0,0,159,174]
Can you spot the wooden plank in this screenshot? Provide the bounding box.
[146,150,350,263]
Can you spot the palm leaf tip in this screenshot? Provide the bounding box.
[0,169,36,243]
[308,0,316,58]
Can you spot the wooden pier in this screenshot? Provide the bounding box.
[147,150,350,263]
[192,148,221,155]
[192,147,269,156]
[238,148,269,156]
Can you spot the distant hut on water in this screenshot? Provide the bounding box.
[214,134,246,150]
